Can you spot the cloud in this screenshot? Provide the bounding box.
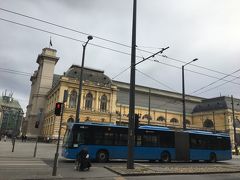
[0,0,240,112]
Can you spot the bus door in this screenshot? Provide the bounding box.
[175,131,189,161]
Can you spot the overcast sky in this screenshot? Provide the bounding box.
[0,0,240,113]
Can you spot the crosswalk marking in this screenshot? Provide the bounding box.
[0,164,46,166]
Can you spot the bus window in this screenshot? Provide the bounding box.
[94,131,104,145]
[77,131,85,144]
[159,131,174,148]
[63,129,72,147]
[142,134,158,147]
[103,132,114,145]
[115,133,128,146]
[136,135,142,146]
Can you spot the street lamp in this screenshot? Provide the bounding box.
[182,58,198,130]
[231,95,239,155]
[75,35,93,123]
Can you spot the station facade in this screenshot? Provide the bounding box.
[25,47,240,147]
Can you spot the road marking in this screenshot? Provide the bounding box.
[0,164,46,166]
[114,177,126,180]
[134,162,150,167]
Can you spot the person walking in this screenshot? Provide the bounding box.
[4,135,7,142]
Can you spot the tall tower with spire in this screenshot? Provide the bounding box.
[25,47,59,137]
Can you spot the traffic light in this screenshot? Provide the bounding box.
[135,114,139,129]
[55,102,63,116]
[35,121,39,128]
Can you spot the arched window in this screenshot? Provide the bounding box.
[157,116,165,121]
[100,95,107,112]
[67,117,74,123]
[170,118,178,123]
[142,114,152,120]
[69,90,77,108]
[85,92,93,110]
[85,117,90,122]
[203,119,214,128]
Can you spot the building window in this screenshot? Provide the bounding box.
[85,117,90,121]
[69,90,77,108]
[142,114,152,120]
[203,119,214,128]
[100,95,107,112]
[185,119,191,125]
[85,92,93,110]
[170,118,178,123]
[157,116,165,121]
[67,117,74,123]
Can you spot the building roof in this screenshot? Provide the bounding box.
[113,80,203,114]
[52,65,113,89]
[192,96,240,113]
[0,95,22,110]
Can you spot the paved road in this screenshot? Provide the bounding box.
[0,140,240,180]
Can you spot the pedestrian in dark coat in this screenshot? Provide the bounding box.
[75,148,91,171]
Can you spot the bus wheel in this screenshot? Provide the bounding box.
[161,151,171,163]
[96,150,109,163]
[209,153,217,163]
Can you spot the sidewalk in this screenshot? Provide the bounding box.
[105,162,240,176]
[1,140,240,179]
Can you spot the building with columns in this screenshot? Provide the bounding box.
[25,47,240,148]
[0,91,24,137]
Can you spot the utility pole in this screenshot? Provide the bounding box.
[33,108,43,158]
[53,90,68,176]
[127,0,137,169]
[127,1,169,169]
[52,102,64,176]
[182,58,198,130]
[212,111,216,132]
[231,95,239,155]
[75,36,93,123]
[12,110,21,152]
[148,88,151,125]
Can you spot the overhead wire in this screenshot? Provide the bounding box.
[150,59,240,86]
[1,14,240,95]
[0,18,132,57]
[191,68,240,95]
[1,7,240,80]
[136,69,177,92]
[194,73,240,96]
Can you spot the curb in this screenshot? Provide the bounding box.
[104,166,240,176]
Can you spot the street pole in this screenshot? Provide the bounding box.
[52,103,65,176]
[33,136,39,157]
[127,0,137,169]
[75,36,93,123]
[148,88,151,125]
[12,110,21,152]
[182,58,198,130]
[231,95,239,155]
[213,111,215,132]
[182,65,186,130]
[33,109,43,158]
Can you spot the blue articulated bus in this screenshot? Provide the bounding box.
[62,122,231,162]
